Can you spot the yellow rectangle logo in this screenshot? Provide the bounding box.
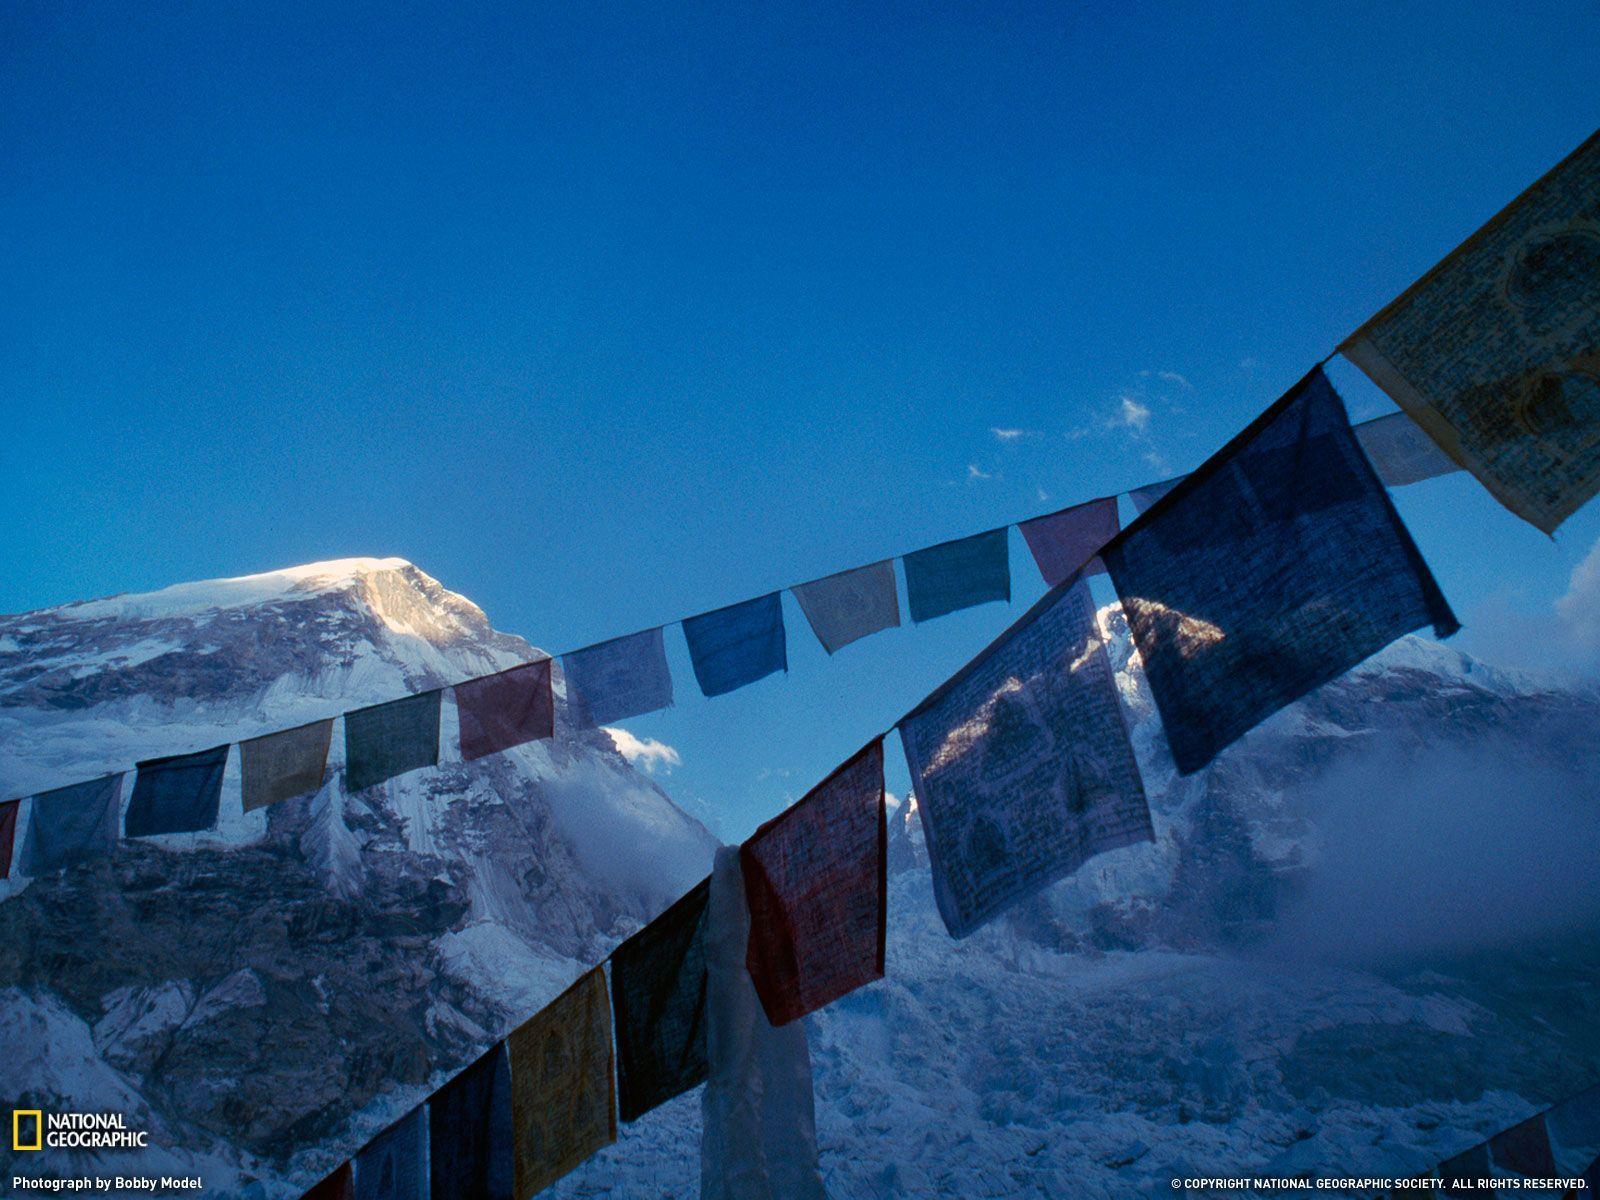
[13,1109,43,1151]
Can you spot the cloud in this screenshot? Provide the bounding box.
[603,727,682,773]
[1555,535,1600,668]
[1110,395,1151,433]
[967,463,994,482]
[990,427,1037,443]
[1139,369,1193,391]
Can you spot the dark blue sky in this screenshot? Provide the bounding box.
[4,2,1597,834]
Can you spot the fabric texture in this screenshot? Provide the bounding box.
[902,528,1011,623]
[429,1043,514,1200]
[302,1163,353,1200]
[0,799,17,880]
[741,740,886,1026]
[610,877,711,1122]
[20,774,122,874]
[898,577,1153,938]
[507,967,616,1198]
[455,660,554,761]
[1102,367,1459,776]
[1128,475,1187,514]
[790,560,900,654]
[561,628,674,729]
[344,692,441,792]
[1018,496,1120,585]
[241,719,332,812]
[1489,1114,1557,1178]
[1340,130,1600,533]
[1355,412,1461,487]
[1439,1141,1490,1193]
[354,1106,426,1200]
[125,745,228,838]
[682,593,788,698]
[702,846,825,1200]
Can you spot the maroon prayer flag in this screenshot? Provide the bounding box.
[1489,1114,1557,1178]
[1018,496,1119,586]
[0,799,17,879]
[301,1162,353,1200]
[455,660,555,761]
[741,739,887,1027]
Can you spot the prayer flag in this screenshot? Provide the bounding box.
[429,1043,514,1200]
[1549,1085,1600,1172]
[703,846,824,1200]
[1355,412,1461,487]
[302,1163,353,1200]
[611,877,711,1122]
[898,577,1152,938]
[354,1106,426,1200]
[344,692,441,792]
[1439,1142,1489,1193]
[1101,367,1459,776]
[20,774,122,874]
[561,628,674,730]
[241,719,332,812]
[682,593,788,698]
[1340,130,1600,533]
[902,528,1011,624]
[455,660,554,762]
[1128,475,1187,514]
[125,745,228,838]
[1490,1114,1557,1178]
[1018,497,1119,585]
[742,739,886,1026]
[0,799,17,879]
[791,560,900,654]
[507,968,616,1198]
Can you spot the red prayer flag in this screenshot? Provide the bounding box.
[741,739,887,1027]
[301,1162,352,1200]
[455,660,555,761]
[1018,496,1119,585]
[0,799,17,878]
[1490,1114,1557,1177]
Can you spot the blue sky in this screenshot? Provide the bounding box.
[4,2,1598,837]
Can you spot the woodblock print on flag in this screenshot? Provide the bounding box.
[898,577,1152,939]
[561,627,674,729]
[1101,368,1459,776]
[1341,130,1600,533]
[681,593,788,698]
[344,692,441,792]
[790,560,900,654]
[507,967,616,1198]
[429,1043,514,1200]
[125,745,228,837]
[741,739,886,1026]
[1017,496,1119,585]
[901,528,1011,623]
[241,719,333,812]
[454,659,554,761]
[353,1105,426,1200]
[20,774,123,874]
[1354,411,1460,487]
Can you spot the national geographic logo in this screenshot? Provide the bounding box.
[10,1109,149,1150]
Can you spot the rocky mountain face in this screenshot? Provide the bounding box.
[0,559,715,1195]
[3,560,1598,1198]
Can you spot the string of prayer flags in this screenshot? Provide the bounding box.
[1018,496,1119,586]
[741,739,886,1026]
[898,577,1152,938]
[20,774,122,874]
[1102,367,1459,776]
[0,799,17,879]
[507,968,616,1198]
[1489,1114,1558,1178]
[610,877,711,1122]
[702,846,825,1200]
[345,692,441,793]
[241,719,332,812]
[562,628,674,729]
[790,560,901,654]
[902,528,1011,624]
[301,1163,353,1200]
[429,1043,515,1200]
[1341,129,1600,534]
[1128,475,1186,514]
[1355,411,1461,487]
[125,745,228,838]
[354,1106,427,1200]
[682,593,788,698]
[455,660,554,762]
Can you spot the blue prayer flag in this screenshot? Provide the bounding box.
[126,745,228,838]
[682,593,787,698]
[355,1106,426,1200]
[898,578,1152,938]
[20,773,123,874]
[1102,367,1459,776]
[429,1043,514,1200]
[1128,475,1187,515]
[561,628,674,729]
[344,692,441,792]
[901,529,1010,624]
